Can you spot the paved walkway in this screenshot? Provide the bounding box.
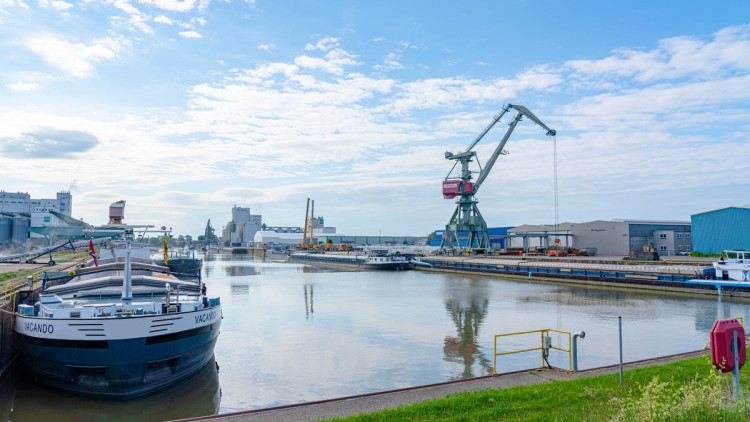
[174,350,708,422]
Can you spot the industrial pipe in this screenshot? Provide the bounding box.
[572,331,585,371]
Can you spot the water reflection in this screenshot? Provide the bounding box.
[443,279,492,379]
[226,265,260,277]
[1,358,221,422]
[304,284,314,319]
[518,288,637,307]
[231,283,250,296]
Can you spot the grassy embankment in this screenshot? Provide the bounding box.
[0,250,87,288]
[329,353,750,421]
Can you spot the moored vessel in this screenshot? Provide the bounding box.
[290,248,409,271]
[14,234,221,399]
[713,250,750,282]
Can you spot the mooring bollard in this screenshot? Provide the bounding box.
[572,331,585,371]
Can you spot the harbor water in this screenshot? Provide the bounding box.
[2,253,749,421]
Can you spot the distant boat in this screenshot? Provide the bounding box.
[15,238,221,399]
[714,250,750,282]
[157,246,202,277]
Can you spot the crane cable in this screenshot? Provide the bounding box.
[553,134,559,242]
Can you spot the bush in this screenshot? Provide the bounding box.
[689,251,725,258]
[612,366,750,421]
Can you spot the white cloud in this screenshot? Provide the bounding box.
[294,48,360,75]
[566,23,750,83]
[178,30,201,38]
[113,0,140,15]
[257,43,274,51]
[136,0,197,12]
[0,0,29,9]
[153,14,172,24]
[24,35,124,78]
[304,36,339,51]
[38,0,73,10]
[5,81,41,91]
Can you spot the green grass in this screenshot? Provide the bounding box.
[0,269,34,286]
[327,354,750,421]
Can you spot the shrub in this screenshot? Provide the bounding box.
[612,368,750,421]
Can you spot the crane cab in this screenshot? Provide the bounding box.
[443,180,476,199]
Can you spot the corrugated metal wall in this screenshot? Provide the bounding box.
[692,207,750,254]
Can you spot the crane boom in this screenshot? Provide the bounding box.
[474,104,556,189]
[463,105,512,153]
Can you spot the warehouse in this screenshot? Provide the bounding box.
[571,219,691,256]
[691,206,750,254]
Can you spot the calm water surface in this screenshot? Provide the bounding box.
[2,253,749,420]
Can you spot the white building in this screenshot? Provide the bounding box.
[254,231,304,246]
[0,190,72,216]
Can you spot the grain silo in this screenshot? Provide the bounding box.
[11,216,29,244]
[0,215,12,242]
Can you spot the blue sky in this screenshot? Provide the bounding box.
[1,0,749,237]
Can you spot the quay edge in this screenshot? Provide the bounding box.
[413,258,750,299]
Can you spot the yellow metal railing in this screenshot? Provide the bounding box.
[2,282,15,309]
[704,316,744,350]
[494,328,572,374]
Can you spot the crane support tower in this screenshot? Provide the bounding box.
[439,104,556,255]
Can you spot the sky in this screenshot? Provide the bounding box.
[1,1,749,237]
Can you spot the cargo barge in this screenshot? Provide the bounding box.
[290,250,409,271]
[412,256,750,296]
[14,238,222,399]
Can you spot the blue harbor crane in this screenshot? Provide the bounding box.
[439,104,556,255]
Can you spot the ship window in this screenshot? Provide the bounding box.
[727,252,737,259]
[70,311,81,318]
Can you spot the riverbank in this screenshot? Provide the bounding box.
[175,349,749,422]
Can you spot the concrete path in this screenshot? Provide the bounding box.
[174,350,708,422]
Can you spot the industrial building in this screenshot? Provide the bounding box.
[691,206,750,254]
[429,219,692,256]
[0,190,72,245]
[223,206,263,246]
[0,190,71,216]
[570,220,691,256]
